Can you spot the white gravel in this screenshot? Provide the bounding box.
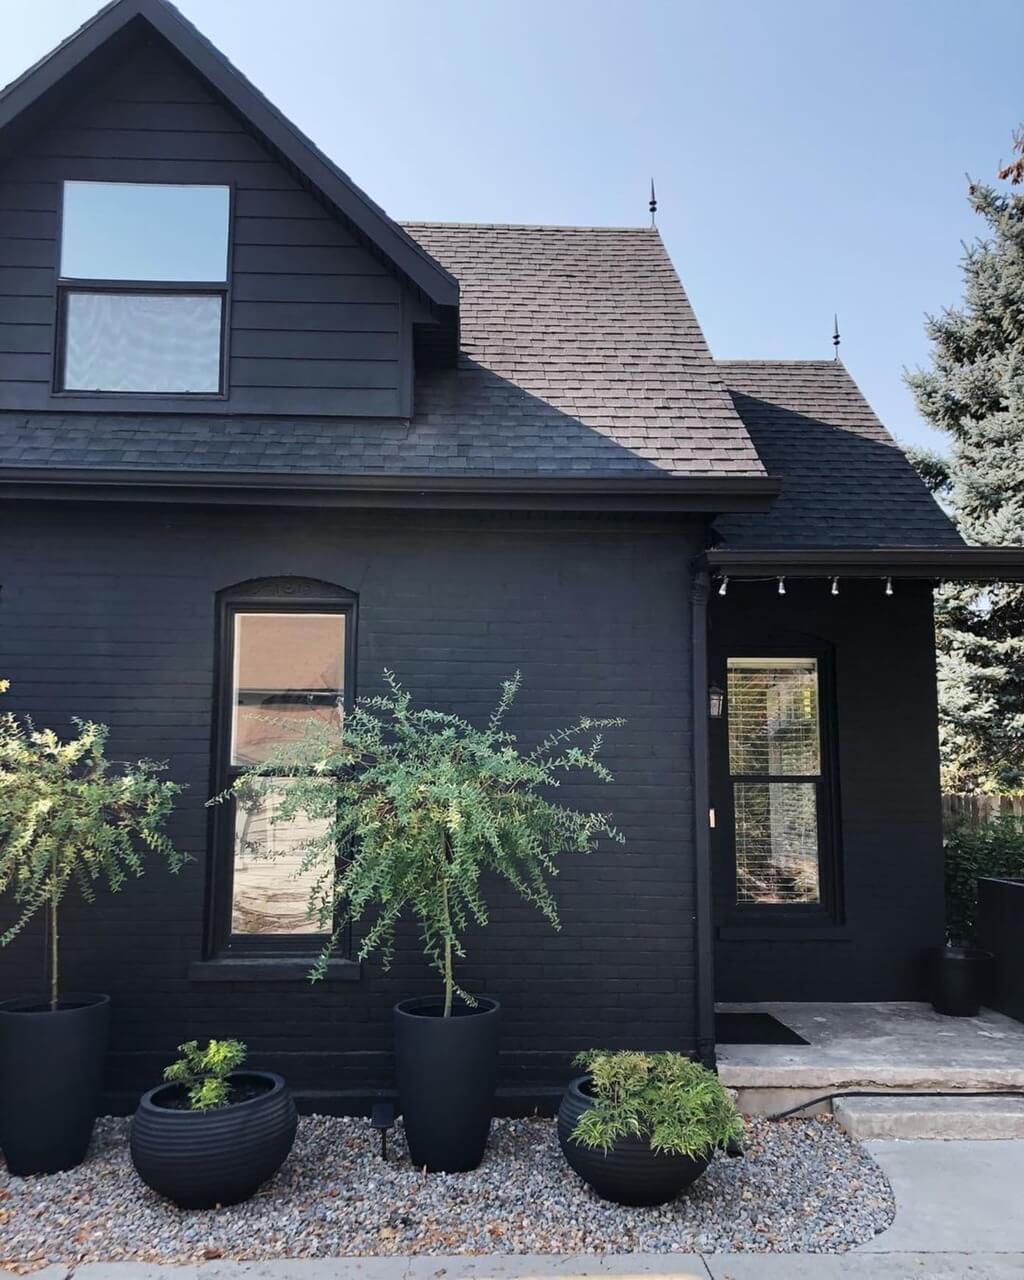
[0,1113,894,1269]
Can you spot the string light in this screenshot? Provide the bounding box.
[718,576,728,597]
[885,577,893,597]
[777,576,786,595]
[831,577,839,596]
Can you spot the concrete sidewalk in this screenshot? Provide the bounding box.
[13,1139,1024,1280]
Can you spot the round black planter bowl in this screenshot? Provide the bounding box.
[931,945,993,1017]
[0,992,110,1176]
[130,1071,297,1209]
[558,1075,712,1207]
[394,995,500,1173]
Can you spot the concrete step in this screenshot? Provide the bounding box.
[834,1094,1024,1140]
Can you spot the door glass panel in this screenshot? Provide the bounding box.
[727,658,820,776]
[733,781,820,905]
[61,181,230,282]
[231,612,345,766]
[232,782,332,935]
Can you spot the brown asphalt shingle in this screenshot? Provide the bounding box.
[714,360,962,548]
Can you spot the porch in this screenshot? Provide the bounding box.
[716,1001,1024,1130]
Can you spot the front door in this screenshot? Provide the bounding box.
[709,650,837,944]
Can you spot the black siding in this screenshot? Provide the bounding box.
[0,38,410,418]
[0,501,701,1109]
[710,578,945,1001]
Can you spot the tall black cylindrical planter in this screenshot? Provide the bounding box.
[394,996,500,1173]
[930,945,993,1017]
[0,993,110,1176]
[130,1071,297,1209]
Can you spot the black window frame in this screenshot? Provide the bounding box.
[710,642,843,927]
[53,180,233,399]
[206,577,357,959]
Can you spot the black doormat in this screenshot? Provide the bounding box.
[715,1011,809,1046]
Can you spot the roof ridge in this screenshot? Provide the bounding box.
[400,221,656,234]
[715,358,844,368]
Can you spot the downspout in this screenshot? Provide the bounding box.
[690,565,717,1069]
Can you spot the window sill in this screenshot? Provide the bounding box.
[716,924,853,943]
[189,956,362,983]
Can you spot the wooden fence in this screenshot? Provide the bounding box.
[942,793,1024,824]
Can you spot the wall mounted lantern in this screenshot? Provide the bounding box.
[709,683,725,719]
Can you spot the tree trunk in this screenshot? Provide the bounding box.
[49,866,59,1012]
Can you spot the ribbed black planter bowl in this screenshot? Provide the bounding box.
[130,1071,297,1209]
[0,992,110,1176]
[930,945,993,1018]
[394,995,500,1173]
[557,1075,712,1206]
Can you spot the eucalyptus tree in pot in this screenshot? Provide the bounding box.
[0,681,184,1174]
[220,670,623,1173]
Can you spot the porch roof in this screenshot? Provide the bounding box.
[704,545,1024,583]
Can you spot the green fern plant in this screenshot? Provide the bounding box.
[215,670,624,1016]
[163,1039,247,1111]
[0,681,186,1010]
[571,1050,744,1158]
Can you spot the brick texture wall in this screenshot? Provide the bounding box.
[710,577,945,1000]
[0,501,702,1109]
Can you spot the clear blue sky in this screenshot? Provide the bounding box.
[3,0,1022,450]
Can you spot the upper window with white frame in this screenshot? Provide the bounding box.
[57,181,230,395]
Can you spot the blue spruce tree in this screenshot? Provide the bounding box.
[906,130,1024,791]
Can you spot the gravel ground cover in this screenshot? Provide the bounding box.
[0,1113,894,1270]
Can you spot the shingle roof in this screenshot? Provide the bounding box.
[713,360,962,548]
[404,224,764,477]
[0,225,766,482]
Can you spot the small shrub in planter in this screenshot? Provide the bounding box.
[216,670,624,1173]
[130,1039,297,1209]
[558,1051,744,1206]
[0,682,184,1174]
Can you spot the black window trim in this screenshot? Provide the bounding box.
[205,577,357,960]
[711,641,844,928]
[52,179,234,400]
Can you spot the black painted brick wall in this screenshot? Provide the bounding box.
[710,577,945,1001]
[0,501,702,1107]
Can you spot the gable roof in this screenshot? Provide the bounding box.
[0,0,458,311]
[712,360,963,548]
[0,224,777,509]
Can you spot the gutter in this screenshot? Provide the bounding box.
[0,467,781,514]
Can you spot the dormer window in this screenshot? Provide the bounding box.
[57,181,230,395]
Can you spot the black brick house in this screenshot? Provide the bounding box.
[1,0,1020,1111]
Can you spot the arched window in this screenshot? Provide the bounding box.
[208,577,356,956]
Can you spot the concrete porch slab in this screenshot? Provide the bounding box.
[716,1002,1024,1113]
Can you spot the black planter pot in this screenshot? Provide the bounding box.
[394,995,500,1173]
[557,1075,712,1206]
[0,992,110,1176]
[129,1071,297,1209]
[978,878,1024,1023]
[930,945,993,1018]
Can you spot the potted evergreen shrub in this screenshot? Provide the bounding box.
[0,682,183,1174]
[219,670,623,1173]
[130,1039,297,1208]
[558,1051,743,1206]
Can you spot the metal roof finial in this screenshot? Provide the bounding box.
[649,178,657,227]
[832,313,841,360]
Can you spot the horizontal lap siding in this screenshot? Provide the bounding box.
[0,38,406,417]
[0,503,700,1106]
